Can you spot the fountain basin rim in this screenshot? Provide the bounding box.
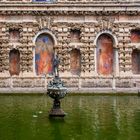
[47,87,67,92]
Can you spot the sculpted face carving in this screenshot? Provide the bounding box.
[97,34,114,75]
[35,34,54,75]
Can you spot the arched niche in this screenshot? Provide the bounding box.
[35,33,54,75]
[97,34,114,75]
[70,49,81,75]
[130,29,140,43]
[132,49,140,74]
[9,49,20,76]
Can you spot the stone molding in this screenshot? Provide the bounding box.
[0,3,140,16]
[0,0,140,4]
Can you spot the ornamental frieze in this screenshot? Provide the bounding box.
[0,10,139,16]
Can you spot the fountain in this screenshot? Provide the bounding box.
[47,55,67,117]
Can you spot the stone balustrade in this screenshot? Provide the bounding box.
[0,0,139,3]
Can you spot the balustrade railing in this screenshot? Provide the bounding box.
[0,0,139,3]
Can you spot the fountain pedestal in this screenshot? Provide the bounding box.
[47,55,67,117]
[49,99,66,117]
[47,76,67,117]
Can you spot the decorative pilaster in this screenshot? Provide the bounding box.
[118,23,132,76]
[1,24,9,73]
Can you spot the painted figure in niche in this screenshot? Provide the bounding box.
[9,30,20,42]
[132,49,140,74]
[98,34,114,75]
[9,49,20,76]
[70,49,81,75]
[35,34,54,75]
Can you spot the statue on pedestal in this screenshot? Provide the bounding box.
[47,53,67,117]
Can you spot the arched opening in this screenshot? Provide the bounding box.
[35,33,54,75]
[130,29,140,43]
[70,49,81,75]
[132,49,140,74]
[9,49,20,76]
[97,34,114,75]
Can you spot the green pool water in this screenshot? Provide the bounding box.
[0,95,140,140]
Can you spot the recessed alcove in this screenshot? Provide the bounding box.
[97,34,114,75]
[9,29,20,43]
[132,49,140,74]
[130,29,140,43]
[70,29,81,43]
[9,49,20,76]
[35,33,54,76]
[70,49,81,75]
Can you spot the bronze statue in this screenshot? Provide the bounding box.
[53,54,60,77]
[47,54,67,117]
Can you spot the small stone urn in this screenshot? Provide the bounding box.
[47,55,67,117]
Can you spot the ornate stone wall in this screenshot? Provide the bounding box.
[0,1,140,93]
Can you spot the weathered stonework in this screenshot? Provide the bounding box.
[0,0,140,93]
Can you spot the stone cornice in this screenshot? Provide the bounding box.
[0,3,140,16]
[1,0,140,4]
[1,3,140,6]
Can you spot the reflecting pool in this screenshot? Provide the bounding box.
[0,95,140,140]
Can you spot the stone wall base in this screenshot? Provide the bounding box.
[0,77,140,94]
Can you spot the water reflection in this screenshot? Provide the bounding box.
[0,95,139,140]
